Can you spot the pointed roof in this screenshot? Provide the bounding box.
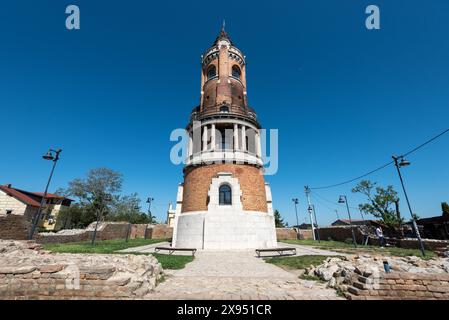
[213,22,233,46]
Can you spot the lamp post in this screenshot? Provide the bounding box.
[392,155,426,256]
[144,197,154,240]
[28,148,62,240]
[338,195,357,247]
[308,205,320,243]
[146,197,154,223]
[304,186,316,240]
[91,194,112,245]
[292,198,299,238]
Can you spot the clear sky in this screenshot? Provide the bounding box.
[1,0,448,226]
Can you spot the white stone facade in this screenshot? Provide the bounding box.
[0,190,38,218]
[172,172,277,250]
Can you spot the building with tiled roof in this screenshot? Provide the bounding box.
[0,184,72,231]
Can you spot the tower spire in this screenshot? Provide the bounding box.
[213,20,232,45]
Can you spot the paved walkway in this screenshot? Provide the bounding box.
[140,243,345,300]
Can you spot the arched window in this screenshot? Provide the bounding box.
[219,185,232,205]
[232,65,241,79]
[207,65,217,80]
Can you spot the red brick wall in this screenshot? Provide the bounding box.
[348,272,449,300]
[276,228,298,240]
[182,164,267,213]
[0,214,33,240]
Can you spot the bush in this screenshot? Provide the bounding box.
[344,238,354,244]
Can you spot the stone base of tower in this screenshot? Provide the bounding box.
[172,209,277,250]
[171,169,277,250]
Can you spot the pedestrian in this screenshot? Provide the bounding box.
[375,226,386,247]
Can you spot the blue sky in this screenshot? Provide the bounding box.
[0,0,448,225]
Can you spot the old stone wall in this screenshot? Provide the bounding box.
[276,228,297,240]
[0,240,163,300]
[347,272,449,300]
[145,224,173,240]
[0,213,33,240]
[298,229,314,240]
[318,226,365,243]
[182,164,267,213]
[35,223,172,244]
[317,226,449,251]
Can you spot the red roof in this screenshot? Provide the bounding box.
[0,185,41,207]
[31,192,66,199]
[0,184,72,207]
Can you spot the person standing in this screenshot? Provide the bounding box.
[375,226,386,247]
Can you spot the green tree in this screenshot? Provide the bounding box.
[352,180,403,227]
[56,168,123,226]
[56,204,96,229]
[274,209,286,228]
[442,202,449,216]
[108,193,154,224]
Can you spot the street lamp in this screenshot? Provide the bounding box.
[338,195,357,247]
[308,205,320,243]
[292,198,299,238]
[28,148,62,240]
[91,193,112,245]
[125,204,140,242]
[144,197,155,240]
[392,155,426,256]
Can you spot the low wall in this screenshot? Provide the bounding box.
[318,226,365,243]
[276,228,298,240]
[145,224,173,240]
[0,214,33,240]
[36,223,172,244]
[298,229,314,240]
[348,272,449,300]
[0,240,163,300]
[318,226,449,251]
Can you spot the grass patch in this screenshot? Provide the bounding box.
[282,240,436,260]
[42,238,167,254]
[42,239,194,270]
[151,253,194,270]
[265,254,339,270]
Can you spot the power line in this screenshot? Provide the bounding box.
[403,128,449,157]
[311,191,359,210]
[309,127,449,190]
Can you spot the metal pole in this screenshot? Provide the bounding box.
[311,205,321,243]
[344,196,357,248]
[335,210,340,220]
[292,198,299,239]
[147,197,154,223]
[91,207,101,245]
[392,156,426,256]
[304,186,316,240]
[28,150,61,240]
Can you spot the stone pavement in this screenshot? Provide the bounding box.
[142,243,345,300]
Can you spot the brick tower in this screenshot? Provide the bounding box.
[171,26,277,250]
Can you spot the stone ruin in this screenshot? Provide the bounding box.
[305,254,449,300]
[0,240,163,300]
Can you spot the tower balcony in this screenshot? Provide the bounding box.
[190,104,258,127]
[185,149,263,167]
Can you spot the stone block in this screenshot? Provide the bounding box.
[0,266,36,274]
[38,264,65,273]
